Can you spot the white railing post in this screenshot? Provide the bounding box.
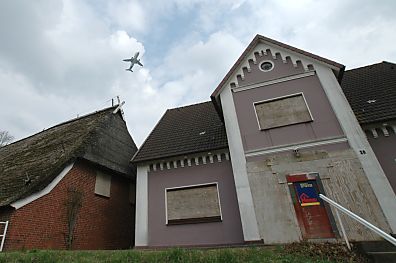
[0,221,9,252]
[319,194,396,247]
[335,210,351,250]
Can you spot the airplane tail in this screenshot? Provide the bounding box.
[125,69,133,72]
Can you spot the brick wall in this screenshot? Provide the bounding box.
[2,160,134,250]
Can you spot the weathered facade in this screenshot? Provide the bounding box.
[133,35,396,248]
[211,35,396,243]
[246,147,390,243]
[0,106,137,250]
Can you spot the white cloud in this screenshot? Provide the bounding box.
[105,30,246,144]
[0,0,152,144]
[224,0,396,68]
[159,32,243,79]
[107,0,146,32]
[1,0,396,147]
[0,68,84,139]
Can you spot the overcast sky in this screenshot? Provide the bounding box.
[1,0,395,146]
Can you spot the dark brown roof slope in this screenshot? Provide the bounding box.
[0,107,137,207]
[341,61,396,124]
[132,101,228,163]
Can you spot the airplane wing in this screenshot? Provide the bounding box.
[123,58,132,62]
[137,61,143,67]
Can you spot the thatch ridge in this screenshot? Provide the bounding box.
[0,106,137,207]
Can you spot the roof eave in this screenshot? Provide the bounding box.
[210,95,224,122]
[337,65,346,83]
[211,34,345,109]
[131,145,229,165]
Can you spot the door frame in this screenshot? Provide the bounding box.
[287,172,339,239]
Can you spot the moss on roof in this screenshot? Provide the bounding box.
[0,107,137,207]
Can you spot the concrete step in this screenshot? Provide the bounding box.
[366,252,396,263]
[355,241,396,263]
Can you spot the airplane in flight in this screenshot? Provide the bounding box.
[123,52,143,72]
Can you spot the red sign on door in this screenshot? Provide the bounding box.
[295,181,320,206]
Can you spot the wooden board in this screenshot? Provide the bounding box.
[166,184,221,224]
[288,177,335,239]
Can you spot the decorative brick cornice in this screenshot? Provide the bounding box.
[363,121,396,138]
[148,149,230,172]
[229,44,315,89]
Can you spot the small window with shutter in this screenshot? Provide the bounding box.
[95,171,111,197]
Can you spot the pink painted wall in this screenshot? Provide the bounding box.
[233,74,344,152]
[237,50,306,87]
[365,127,396,194]
[147,158,244,247]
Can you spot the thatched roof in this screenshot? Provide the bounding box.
[0,106,137,207]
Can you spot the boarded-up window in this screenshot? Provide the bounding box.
[95,171,111,197]
[254,93,312,130]
[166,184,221,225]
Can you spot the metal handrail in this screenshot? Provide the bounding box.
[319,194,396,249]
[0,221,8,252]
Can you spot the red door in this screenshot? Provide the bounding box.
[287,173,335,239]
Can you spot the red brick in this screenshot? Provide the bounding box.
[1,160,134,250]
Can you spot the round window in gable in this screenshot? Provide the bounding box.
[259,61,274,72]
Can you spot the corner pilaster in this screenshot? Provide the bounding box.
[135,165,149,247]
[220,86,261,242]
[315,65,396,233]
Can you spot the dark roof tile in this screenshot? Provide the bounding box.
[132,101,228,163]
[341,61,396,124]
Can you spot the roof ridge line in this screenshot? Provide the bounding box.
[167,100,212,111]
[131,109,169,162]
[1,105,118,150]
[211,34,345,100]
[346,61,394,71]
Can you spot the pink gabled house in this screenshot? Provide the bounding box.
[2,34,395,252]
[132,35,396,248]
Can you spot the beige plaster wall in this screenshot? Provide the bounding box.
[246,145,391,244]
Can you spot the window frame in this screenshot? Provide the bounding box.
[259,60,275,72]
[94,171,112,198]
[164,182,223,225]
[253,92,314,130]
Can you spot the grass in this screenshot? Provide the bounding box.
[0,246,356,263]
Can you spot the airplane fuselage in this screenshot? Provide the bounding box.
[123,51,143,72]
